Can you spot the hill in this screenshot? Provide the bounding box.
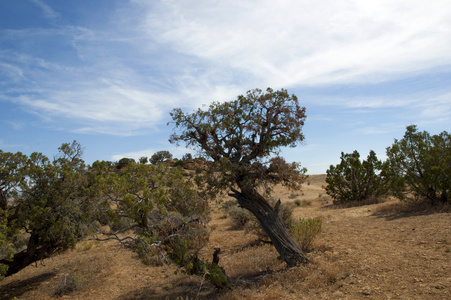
[1,175,450,299]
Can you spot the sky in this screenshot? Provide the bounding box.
[0,0,450,174]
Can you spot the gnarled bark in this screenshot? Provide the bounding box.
[229,187,308,267]
[0,233,60,277]
[0,189,7,211]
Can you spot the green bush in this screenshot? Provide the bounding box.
[117,157,135,169]
[385,125,450,205]
[291,217,322,252]
[149,151,173,164]
[325,150,388,204]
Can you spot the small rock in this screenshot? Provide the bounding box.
[361,289,371,296]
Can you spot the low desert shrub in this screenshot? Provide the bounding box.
[54,274,77,297]
[227,205,253,230]
[293,199,312,207]
[291,217,322,252]
[288,192,300,199]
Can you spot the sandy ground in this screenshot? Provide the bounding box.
[1,175,450,299]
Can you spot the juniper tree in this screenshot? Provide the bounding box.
[170,87,309,266]
[325,150,388,204]
[0,141,96,278]
[385,125,451,204]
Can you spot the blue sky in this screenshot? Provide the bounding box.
[1,0,450,174]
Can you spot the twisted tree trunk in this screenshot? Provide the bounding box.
[229,186,308,267]
[0,189,7,211]
[0,233,59,277]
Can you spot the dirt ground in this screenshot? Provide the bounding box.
[1,175,450,299]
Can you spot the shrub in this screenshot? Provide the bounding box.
[139,156,148,164]
[149,151,173,164]
[225,197,294,241]
[117,157,135,169]
[385,125,451,205]
[54,274,77,297]
[1,141,99,279]
[325,150,388,204]
[227,205,253,230]
[291,217,322,252]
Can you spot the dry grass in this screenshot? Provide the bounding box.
[1,175,450,299]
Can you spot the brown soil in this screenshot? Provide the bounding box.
[1,175,450,299]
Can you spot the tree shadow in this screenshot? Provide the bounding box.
[0,271,57,300]
[115,276,220,300]
[114,287,157,300]
[371,201,449,221]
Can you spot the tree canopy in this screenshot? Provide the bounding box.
[170,87,307,194]
[325,150,388,204]
[0,141,96,278]
[170,87,309,266]
[385,125,451,204]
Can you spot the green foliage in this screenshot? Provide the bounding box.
[325,150,388,204]
[150,151,173,164]
[385,125,451,204]
[161,237,227,288]
[170,88,309,266]
[0,141,99,279]
[291,217,322,252]
[117,157,135,169]
[92,162,210,277]
[139,156,148,164]
[203,262,228,288]
[182,153,193,161]
[173,153,194,168]
[169,87,308,196]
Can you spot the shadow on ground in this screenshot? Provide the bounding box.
[0,271,57,300]
[371,201,450,221]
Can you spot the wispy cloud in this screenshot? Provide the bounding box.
[6,120,26,130]
[1,0,450,138]
[136,0,451,86]
[357,127,393,135]
[29,0,60,20]
[417,92,451,125]
[0,139,26,150]
[0,62,24,83]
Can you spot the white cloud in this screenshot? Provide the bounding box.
[29,0,60,20]
[1,0,450,137]
[15,80,174,136]
[357,127,392,135]
[418,92,451,124]
[136,0,451,86]
[6,120,26,130]
[0,139,26,150]
[0,62,24,83]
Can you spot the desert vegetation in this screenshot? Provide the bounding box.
[325,125,450,207]
[1,89,450,299]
